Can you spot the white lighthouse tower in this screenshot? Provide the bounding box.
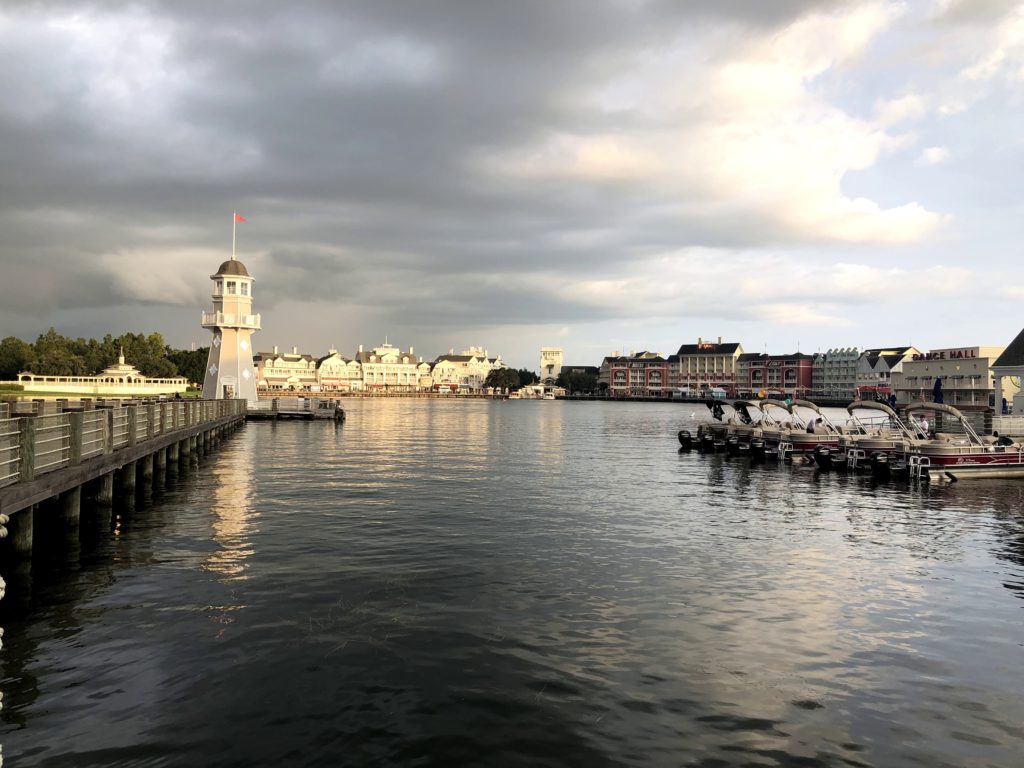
[201,256,260,404]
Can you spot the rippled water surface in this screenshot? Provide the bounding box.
[3,399,1024,767]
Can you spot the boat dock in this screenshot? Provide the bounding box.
[245,397,346,421]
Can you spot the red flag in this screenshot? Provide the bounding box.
[234,212,247,222]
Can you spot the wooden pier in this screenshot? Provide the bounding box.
[246,397,346,421]
[0,398,247,560]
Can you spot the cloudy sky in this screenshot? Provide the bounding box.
[1,0,1021,368]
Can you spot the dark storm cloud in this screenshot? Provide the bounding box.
[0,0,969,362]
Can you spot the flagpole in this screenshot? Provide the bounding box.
[232,211,237,261]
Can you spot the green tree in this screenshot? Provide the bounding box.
[33,328,87,376]
[484,367,522,391]
[515,368,538,387]
[115,332,177,377]
[0,336,35,379]
[557,370,598,394]
[166,346,209,386]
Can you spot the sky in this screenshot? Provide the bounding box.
[0,0,1022,369]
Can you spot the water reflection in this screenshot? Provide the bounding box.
[3,401,1024,767]
[202,434,257,582]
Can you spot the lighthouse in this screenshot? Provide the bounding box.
[201,256,260,403]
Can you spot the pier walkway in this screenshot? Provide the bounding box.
[0,398,246,559]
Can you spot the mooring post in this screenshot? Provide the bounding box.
[18,416,36,482]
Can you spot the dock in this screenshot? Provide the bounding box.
[246,397,346,421]
[0,397,247,560]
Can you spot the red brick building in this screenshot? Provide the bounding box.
[601,352,669,397]
[738,352,814,397]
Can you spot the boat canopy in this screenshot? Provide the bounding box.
[905,402,966,421]
[847,400,898,420]
[791,399,821,414]
[761,399,792,413]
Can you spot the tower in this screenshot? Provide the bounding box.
[202,257,260,403]
[540,347,563,385]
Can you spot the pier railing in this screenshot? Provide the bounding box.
[0,399,247,489]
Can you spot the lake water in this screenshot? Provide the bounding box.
[2,399,1023,767]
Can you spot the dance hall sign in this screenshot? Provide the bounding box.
[912,347,980,361]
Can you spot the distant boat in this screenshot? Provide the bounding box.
[542,393,556,400]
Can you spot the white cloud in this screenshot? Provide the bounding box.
[960,5,1024,82]
[917,145,951,165]
[875,94,929,125]
[480,2,943,245]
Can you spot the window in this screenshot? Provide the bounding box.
[215,280,223,294]
[227,281,237,294]
[241,282,249,296]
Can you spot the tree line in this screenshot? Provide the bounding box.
[0,329,209,386]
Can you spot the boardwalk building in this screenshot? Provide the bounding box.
[431,347,504,392]
[667,338,743,396]
[603,352,669,398]
[892,346,1018,409]
[254,346,318,391]
[855,346,919,400]
[356,342,430,391]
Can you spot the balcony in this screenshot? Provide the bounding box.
[202,311,262,330]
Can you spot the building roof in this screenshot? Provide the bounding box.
[675,342,741,355]
[737,352,766,362]
[563,365,599,375]
[994,327,1024,368]
[860,346,914,370]
[215,259,250,277]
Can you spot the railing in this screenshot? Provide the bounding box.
[112,409,130,449]
[993,415,1024,436]
[0,399,247,491]
[0,417,20,488]
[201,311,261,329]
[136,408,149,442]
[81,411,107,460]
[34,413,71,476]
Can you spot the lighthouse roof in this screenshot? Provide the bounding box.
[215,259,250,277]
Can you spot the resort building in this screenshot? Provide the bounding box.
[316,349,363,392]
[355,342,430,391]
[739,352,814,398]
[993,327,1024,414]
[892,346,1018,409]
[811,347,860,400]
[540,348,564,385]
[604,352,669,398]
[855,346,920,400]
[15,350,188,396]
[254,346,318,391]
[667,337,743,396]
[431,347,505,392]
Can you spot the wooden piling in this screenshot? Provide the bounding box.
[7,506,33,557]
[60,486,81,527]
